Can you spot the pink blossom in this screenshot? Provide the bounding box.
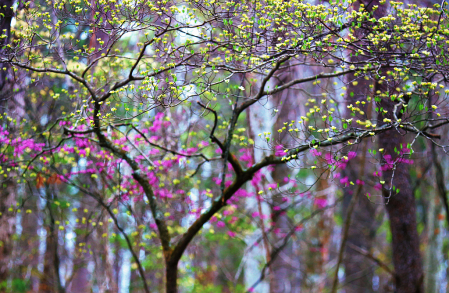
[381,154,394,171]
[268,183,277,190]
[400,147,410,154]
[325,153,336,165]
[398,158,414,164]
[374,183,382,190]
[182,147,198,155]
[275,145,285,157]
[338,161,348,170]
[227,231,236,237]
[147,172,158,186]
[310,148,322,157]
[198,140,209,147]
[239,149,252,163]
[235,189,249,197]
[348,151,357,160]
[149,136,159,142]
[314,197,327,208]
[356,179,365,185]
[161,160,174,168]
[251,171,262,187]
[340,176,349,186]
[223,210,233,216]
[149,112,165,132]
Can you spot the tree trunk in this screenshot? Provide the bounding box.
[349,1,425,291]
[314,174,335,291]
[0,0,13,91]
[19,197,40,291]
[0,1,14,284]
[424,184,443,293]
[98,218,117,293]
[379,93,423,293]
[166,260,178,293]
[67,203,92,293]
[0,179,15,286]
[268,59,302,293]
[423,101,446,293]
[39,187,64,293]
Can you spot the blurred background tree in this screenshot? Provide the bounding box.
[0,0,449,292]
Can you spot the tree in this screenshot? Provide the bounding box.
[1,0,449,292]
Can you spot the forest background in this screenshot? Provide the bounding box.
[0,0,449,292]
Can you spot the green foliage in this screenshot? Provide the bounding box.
[0,0,448,291]
[0,279,29,293]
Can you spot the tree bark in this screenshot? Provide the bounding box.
[0,179,15,286]
[39,187,64,293]
[423,182,443,293]
[423,92,445,293]
[166,260,178,293]
[19,196,40,291]
[0,2,14,284]
[97,219,117,293]
[0,0,13,91]
[352,1,424,291]
[379,91,423,293]
[67,201,92,293]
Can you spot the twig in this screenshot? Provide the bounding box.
[246,199,342,293]
[197,101,243,175]
[347,243,395,276]
[55,175,151,293]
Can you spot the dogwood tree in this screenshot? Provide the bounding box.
[1,0,449,292]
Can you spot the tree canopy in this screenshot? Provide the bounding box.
[1,0,449,292]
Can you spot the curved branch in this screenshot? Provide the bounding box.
[197,101,243,175]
